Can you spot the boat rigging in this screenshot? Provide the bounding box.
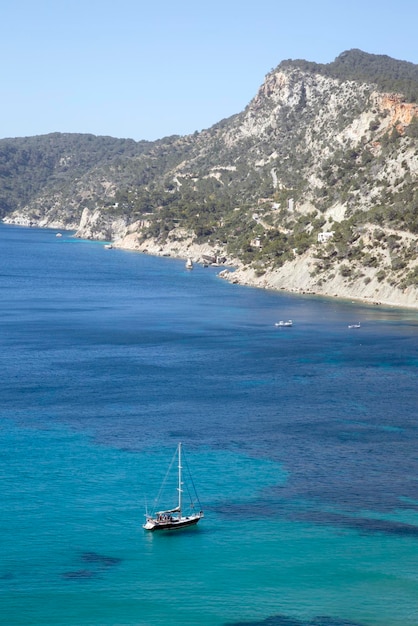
[143,443,204,531]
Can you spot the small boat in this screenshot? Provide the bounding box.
[56,233,62,238]
[185,257,193,269]
[348,322,361,329]
[104,244,113,249]
[275,320,293,327]
[143,443,204,532]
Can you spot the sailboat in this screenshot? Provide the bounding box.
[143,443,204,531]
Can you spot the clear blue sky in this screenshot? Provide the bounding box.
[2,0,418,142]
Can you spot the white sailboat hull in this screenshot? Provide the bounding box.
[143,511,203,531]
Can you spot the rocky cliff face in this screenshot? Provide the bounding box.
[2,50,418,308]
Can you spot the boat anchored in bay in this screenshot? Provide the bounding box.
[143,443,204,531]
[275,320,293,327]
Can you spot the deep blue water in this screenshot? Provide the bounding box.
[1,223,418,626]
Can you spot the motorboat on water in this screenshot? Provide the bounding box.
[348,322,361,329]
[275,320,293,327]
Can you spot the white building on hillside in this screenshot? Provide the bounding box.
[317,231,334,243]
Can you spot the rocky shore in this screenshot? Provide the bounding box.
[218,260,418,310]
[3,212,418,311]
[107,223,418,311]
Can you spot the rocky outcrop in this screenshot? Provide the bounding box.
[75,208,127,241]
[379,94,418,128]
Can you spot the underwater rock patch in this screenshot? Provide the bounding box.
[81,551,122,567]
[225,614,366,625]
[62,569,96,580]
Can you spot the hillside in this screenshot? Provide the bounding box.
[2,49,418,308]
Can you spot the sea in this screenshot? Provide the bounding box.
[1,223,418,626]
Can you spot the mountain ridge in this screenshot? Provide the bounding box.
[2,49,418,309]
[280,49,418,102]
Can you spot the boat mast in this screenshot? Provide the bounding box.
[177,442,183,515]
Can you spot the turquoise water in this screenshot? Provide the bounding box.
[1,224,418,625]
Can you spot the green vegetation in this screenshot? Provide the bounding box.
[281,48,418,102]
[0,133,155,218]
[0,49,417,292]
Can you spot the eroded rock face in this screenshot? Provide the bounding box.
[75,208,128,241]
[379,94,418,128]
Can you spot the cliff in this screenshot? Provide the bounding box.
[2,49,418,309]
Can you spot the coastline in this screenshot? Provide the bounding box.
[109,226,418,312]
[3,215,418,311]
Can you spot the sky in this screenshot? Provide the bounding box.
[2,0,418,142]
